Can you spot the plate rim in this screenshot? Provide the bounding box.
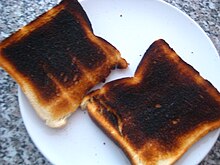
[17,0,220,164]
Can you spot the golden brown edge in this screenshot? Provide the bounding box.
[84,95,143,165]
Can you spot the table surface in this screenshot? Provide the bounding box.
[0,0,219,164]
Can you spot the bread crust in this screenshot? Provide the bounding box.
[82,39,220,164]
[0,0,128,127]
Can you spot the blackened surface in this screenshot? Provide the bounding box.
[101,51,220,150]
[93,96,119,129]
[102,108,119,129]
[3,10,106,100]
[65,0,93,32]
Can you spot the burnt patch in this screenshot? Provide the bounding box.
[100,51,220,151]
[3,9,107,99]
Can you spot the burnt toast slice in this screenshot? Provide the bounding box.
[0,0,127,128]
[81,39,220,165]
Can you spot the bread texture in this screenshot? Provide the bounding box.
[0,0,128,128]
[81,39,220,165]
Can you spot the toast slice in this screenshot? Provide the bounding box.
[81,39,220,165]
[0,0,127,128]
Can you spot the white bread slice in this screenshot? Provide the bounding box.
[0,0,128,127]
[82,39,220,164]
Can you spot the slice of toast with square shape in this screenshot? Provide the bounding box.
[0,0,128,128]
[82,39,220,165]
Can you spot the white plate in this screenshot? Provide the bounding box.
[18,0,220,165]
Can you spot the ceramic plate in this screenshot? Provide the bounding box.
[18,0,220,164]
